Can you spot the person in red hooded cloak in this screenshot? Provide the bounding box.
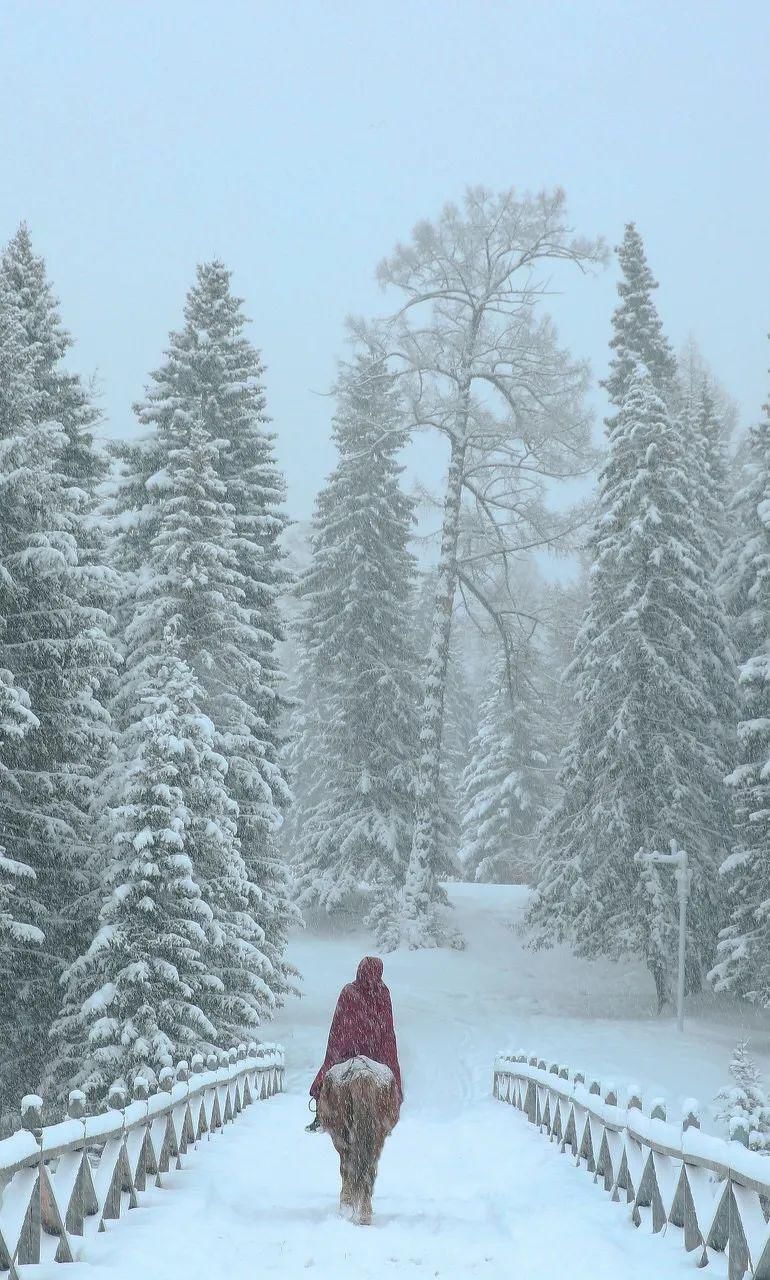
[307,956,402,1130]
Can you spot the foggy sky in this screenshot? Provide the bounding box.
[1,0,768,518]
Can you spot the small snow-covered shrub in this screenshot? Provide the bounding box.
[714,1041,770,1152]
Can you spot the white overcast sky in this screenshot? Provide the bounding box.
[1,0,768,518]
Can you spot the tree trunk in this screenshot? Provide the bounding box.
[401,434,466,941]
[652,963,669,1014]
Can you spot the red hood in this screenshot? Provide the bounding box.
[355,956,384,990]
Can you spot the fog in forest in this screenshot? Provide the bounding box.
[1,3,769,1275]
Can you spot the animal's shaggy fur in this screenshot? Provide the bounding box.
[317,1056,401,1224]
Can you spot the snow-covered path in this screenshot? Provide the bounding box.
[79,1085,706,1280]
[54,885,741,1279]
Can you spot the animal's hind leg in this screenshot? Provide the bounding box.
[356,1179,373,1227]
[339,1147,355,1217]
[325,1118,353,1218]
[357,1129,386,1226]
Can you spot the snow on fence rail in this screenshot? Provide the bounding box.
[494,1052,770,1280]
[0,1042,285,1277]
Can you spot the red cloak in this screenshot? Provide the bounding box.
[310,956,402,1101]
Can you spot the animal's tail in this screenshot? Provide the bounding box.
[350,1077,379,1192]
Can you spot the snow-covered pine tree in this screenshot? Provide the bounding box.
[113,260,297,1016]
[115,393,287,1041]
[0,267,114,1097]
[1,224,116,783]
[679,336,740,433]
[0,670,42,991]
[676,342,735,600]
[539,572,588,800]
[679,341,740,637]
[671,359,737,971]
[720,424,756,630]
[530,226,734,1007]
[692,381,731,570]
[686,379,737,871]
[460,646,550,884]
[1,225,107,499]
[710,381,770,1005]
[279,645,325,869]
[0,282,40,980]
[292,345,421,947]
[274,523,313,860]
[604,237,736,789]
[529,363,731,1008]
[50,629,230,1099]
[714,1042,770,1152]
[602,222,678,415]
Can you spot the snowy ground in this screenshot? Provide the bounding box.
[45,882,770,1278]
[278,884,770,1137]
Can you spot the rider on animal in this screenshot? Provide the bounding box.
[309,956,402,1223]
[307,955,403,1130]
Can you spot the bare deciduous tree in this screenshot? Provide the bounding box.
[367,186,605,947]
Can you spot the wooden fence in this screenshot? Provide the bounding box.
[494,1051,770,1280]
[0,1042,285,1277]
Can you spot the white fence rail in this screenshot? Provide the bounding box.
[494,1051,770,1280]
[0,1042,285,1277]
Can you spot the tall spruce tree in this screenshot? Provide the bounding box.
[602,222,678,414]
[679,341,740,639]
[688,380,737,862]
[112,260,297,1016]
[540,572,588,798]
[0,670,42,997]
[721,425,756,630]
[529,363,732,1006]
[0,251,114,1097]
[460,647,549,884]
[2,225,107,499]
[529,226,734,1007]
[50,629,229,1098]
[292,346,421,947]
[693,382,731,565]
[710,382,770,1005]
